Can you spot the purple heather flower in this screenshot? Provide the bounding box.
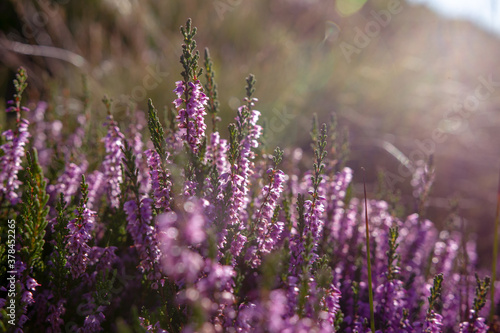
[0,118,30,205]
[19,314,29,327]
[207,131,230,175]
[145,149,172,211]
[68,114,86,151]
[219,171,247,226]
[303,192,326,243]
[173,79,209,153]
[158,199,208,283]
[29,102,52,165]
[424,310,444,332]
[374,279,407,331]
[230,233,247,258]
[324,167,353,242]
[183,179,197,197]
[457,309,489,333]
[181,200,206,245]
[124,198,162,281]
[102,115,125,209]
[46,299,66,332]
[26,277,40,291]
[288,180,327,277]
[196,259,235,296]
[87,170,105,210]
[21,290,34,304]
[48,161,88,201]
[89,246,118,272]
[80,312,105,333]
[66,200,96,278]
[248,167,286,267]
[218,98,262,226]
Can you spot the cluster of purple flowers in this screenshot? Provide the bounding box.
[102,114,126,209]
[0,115,30,205]
[173,80,209,153]
[0,22,496,333]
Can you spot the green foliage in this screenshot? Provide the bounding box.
[50,193,70,297]
[11,67,28,120]
[204,47,220,132]
[296,194,306,236]
[473,274,490,315]
[19,149,50,271]
[228,123,239,166]
[148,99,167,162]
[245,74,256,100]
[273,146,284,168]
[122,140,141,200]
[95,269,118,308]
[180,18,202,82]
[427,273,444,317]
[312,123,328,192]
[386,226,400,281]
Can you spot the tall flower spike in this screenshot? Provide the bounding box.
[174,19,208,153]
[66,176,95,279]
[101,97,125,209]
[251,148,286,267]
[124,197,162,285]
[204,47,221,132]
[0,67,30,205]
[18,149,50,272]
[218,75,261,229]
[145,149,172,211]
[206,132,230,175]
[424,273,444,332]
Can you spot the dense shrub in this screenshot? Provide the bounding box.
[0,19,495,333]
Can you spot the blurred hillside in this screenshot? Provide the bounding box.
[1,0,500,265]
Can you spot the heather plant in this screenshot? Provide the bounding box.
[0,19,497,333]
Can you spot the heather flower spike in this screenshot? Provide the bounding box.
[0,67,30,205]
[204,47,220,132]
[174,19,208,154]
[66,175,95,278]
[8,66,28,117]
[425,273,444,332]
[147,99,167,161]
[386,226,400,281]
[101,96,125,209]
[459,276,490,332]
[19,149,50,271]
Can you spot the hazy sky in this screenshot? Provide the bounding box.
[409,0,499,34]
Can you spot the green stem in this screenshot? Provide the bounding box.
[490,169,500,322]
[362,167,376,332]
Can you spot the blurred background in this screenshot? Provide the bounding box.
[1,0,499,266]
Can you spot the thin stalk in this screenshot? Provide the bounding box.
[489,169,500,322]
[362,167,376,332]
